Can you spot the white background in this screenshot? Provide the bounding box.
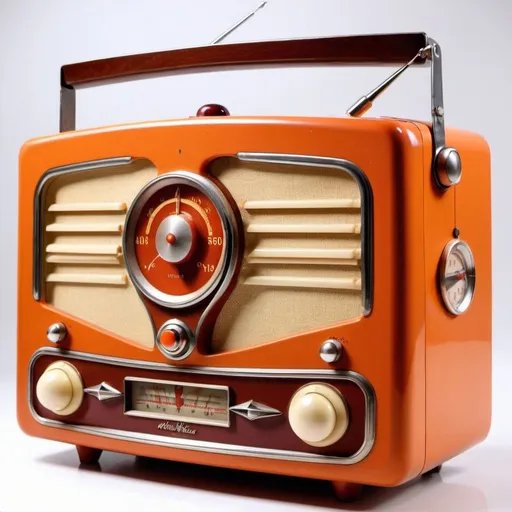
[1,0,511,510]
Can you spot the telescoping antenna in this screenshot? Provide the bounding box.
[346,45,432,117]
[210,1,268,45]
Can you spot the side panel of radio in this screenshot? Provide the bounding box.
[420,126,492,472]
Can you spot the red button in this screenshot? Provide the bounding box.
[160,329,177,349]
[196,104,230,117]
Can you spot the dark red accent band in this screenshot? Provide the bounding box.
[62,33,428,88]
[32,354,367,458]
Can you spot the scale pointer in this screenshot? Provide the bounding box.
[445,269,466,289]
[175,188,181,215]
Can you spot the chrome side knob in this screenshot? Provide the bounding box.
[47,322,67,343]
[435,147,462,188]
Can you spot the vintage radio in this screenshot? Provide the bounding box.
[16,31,492,501]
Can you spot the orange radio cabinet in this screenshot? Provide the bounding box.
[16,32,491,501]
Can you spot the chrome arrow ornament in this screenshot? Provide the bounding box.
[230,400,281,421]
[84,382,123,401]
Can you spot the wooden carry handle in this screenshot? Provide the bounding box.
[60,32,429,131]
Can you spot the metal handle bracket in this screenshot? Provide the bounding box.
[347,37,461,189]
[428,38,462,188]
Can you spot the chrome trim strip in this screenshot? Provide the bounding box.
[194,182,240,339]
[28,348,376,465]
[32,157,134,300]
[236,153,373,315]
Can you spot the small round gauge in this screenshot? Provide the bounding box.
[123,171,235,308]
[439,239,476,315]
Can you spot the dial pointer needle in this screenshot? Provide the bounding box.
[147,254,160,272]
[175,188,181,215]
[445,269,466,289]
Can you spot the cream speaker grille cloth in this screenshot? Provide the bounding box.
[210,157,363,352]
[43,159,157,348]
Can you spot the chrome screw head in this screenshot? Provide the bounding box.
[319,339,343,363]
[46,322,67,343]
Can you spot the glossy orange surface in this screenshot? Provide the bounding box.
[16,115,492,488]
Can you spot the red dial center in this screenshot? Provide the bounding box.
[166,233,176,244]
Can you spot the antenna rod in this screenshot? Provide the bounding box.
[346,45,431,117]
[210,1,267,45]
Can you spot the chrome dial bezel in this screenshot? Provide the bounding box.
[123,171,235,309]
[439,239,476,315]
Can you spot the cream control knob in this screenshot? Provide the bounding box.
[36,361,84,416]
[288,383,349,447]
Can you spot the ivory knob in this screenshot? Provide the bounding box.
[288,383,349,447]
[36,361,84,416]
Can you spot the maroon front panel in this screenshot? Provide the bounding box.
[32,354,368,457]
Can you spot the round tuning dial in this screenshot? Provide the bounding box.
[123,171,236,309]
[288,383,349,447]
[35,361,84,416]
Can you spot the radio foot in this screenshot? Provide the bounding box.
[76,445,103,465]
[423,464,442,476]
[332,481,363,501]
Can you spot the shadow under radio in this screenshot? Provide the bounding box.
[35,446,493,511]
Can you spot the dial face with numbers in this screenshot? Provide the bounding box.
[123,172,234,308]
[125,378,230,427]
[439,239,476,315]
